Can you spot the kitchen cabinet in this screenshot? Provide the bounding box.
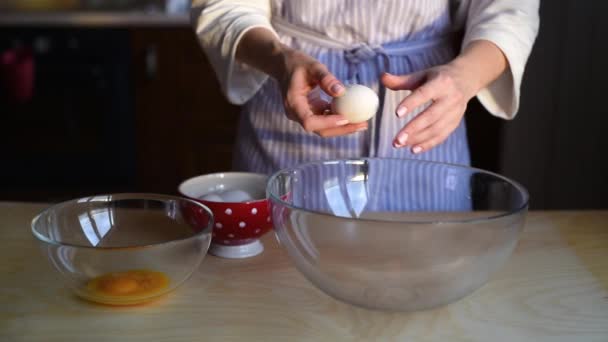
[0,26,240,201]
[130,28,240,195]
[0,28,137,200]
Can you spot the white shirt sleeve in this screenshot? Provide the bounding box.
[456,0,540,119]
[190,0,277,105]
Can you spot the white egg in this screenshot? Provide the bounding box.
[220,189,253,203]
[331,84,379,123]
[200,193,224,202]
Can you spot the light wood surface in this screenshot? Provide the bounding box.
[1,202,607,341]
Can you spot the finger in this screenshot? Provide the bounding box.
[285,91,310,120]
[311,63,345,97]
[308,96,331,115]
[395,115,461,152]
[409,117,461,154]
[394,76,445,118]
[317,122,368,138]
[381,72,426,91]
[289,93,351,131]
[404,117,452,148]
[301,113,351,132]
[392,99,453,147]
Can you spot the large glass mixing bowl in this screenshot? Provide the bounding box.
[267,158,529,311]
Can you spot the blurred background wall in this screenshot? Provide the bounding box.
[0,0,606,209]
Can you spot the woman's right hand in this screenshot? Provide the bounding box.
[236,28,367,137]
[275,48,368,137]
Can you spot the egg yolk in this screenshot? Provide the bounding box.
[84,270,170,305]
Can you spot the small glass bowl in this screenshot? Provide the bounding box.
[31,193,213,305]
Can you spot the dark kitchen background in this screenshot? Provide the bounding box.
[1,0,606,209]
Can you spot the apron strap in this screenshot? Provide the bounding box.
[271,16,454,157]
[272,16,454,81]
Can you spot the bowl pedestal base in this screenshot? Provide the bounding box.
[209,240,264,258]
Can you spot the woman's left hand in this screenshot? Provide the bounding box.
[381,64,478,154]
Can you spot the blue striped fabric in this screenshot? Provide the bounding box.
[288,159,473,215]
[232,0,470,175]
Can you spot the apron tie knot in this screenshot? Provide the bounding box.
[344,44,384,64]
[344,44,390,83]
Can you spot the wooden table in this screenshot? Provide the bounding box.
[1,202,607,341]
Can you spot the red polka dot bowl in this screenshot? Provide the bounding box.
[178,172,272,258]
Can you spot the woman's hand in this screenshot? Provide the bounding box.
[276,48,369,137]
[382,40,508,153]
[236,28,367,137]
[381,64,475,153]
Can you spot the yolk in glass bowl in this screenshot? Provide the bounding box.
[83,270,170,305]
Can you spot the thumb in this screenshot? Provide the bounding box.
[381,71,426,91]
[311,63,346,97]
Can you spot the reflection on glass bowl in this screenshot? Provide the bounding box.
[267,158,529,312]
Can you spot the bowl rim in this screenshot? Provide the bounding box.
[31,193,214,250]
[178,171,269,204]
[266,158,530,225]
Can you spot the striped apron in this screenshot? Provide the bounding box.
[233,0,471,176]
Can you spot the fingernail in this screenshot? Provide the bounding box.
[393,140,402,148]
[356,126,368,132]
[412,146,422,154]
[331,83,345,95]
[397,133,408,145]
[396,106,407,117]
[336,119,349,126]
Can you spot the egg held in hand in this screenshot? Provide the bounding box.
[330,84,379,123]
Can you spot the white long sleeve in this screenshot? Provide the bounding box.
[190,0,276,105]
[191,0,539,116]
[456,0,540,119]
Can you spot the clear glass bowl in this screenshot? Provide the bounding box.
[31,193,213,305]
[267,158,529,312]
